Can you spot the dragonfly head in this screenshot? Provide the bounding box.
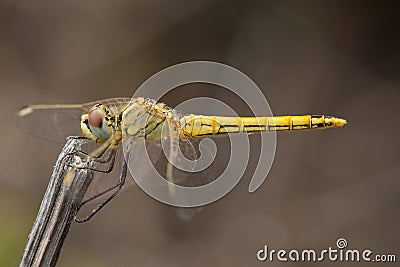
[80,104,113,143]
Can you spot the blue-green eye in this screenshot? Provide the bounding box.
[88,106,111,139]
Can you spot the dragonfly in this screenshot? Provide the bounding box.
[16,97,347,222]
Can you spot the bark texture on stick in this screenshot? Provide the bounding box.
[20,138,93,267]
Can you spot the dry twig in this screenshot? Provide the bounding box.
[20,137,93,267]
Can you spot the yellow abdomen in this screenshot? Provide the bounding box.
[179,115,347,137]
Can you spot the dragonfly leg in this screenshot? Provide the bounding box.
[72,148,118,173]
[64,147,114,164]
[67,148,109,163]
[64,150,117,174]
[73,148,117,169]
[63,136,112,160]
[65,136,120,172]
[74,153,129,223]
[67,136,90,140]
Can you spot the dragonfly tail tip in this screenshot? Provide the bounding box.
[334,117,347,128]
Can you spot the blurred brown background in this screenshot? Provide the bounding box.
[1,1,399,266]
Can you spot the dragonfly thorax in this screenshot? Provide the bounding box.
[121,98,180,141]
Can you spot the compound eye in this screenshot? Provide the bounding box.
[88,106,104,129]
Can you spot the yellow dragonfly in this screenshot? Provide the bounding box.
[16,97,347,222]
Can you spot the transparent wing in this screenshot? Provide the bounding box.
[15,98,131,143]
[166,136,217,187]
[126,139,163,182]
[82,143,133,201]
[15,104,86,143]
[167,135,215,221]
[126,132,217,221]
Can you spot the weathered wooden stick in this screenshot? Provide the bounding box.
[20,138,93,267]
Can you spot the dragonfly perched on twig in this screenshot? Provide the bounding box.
[16,97,347,222]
